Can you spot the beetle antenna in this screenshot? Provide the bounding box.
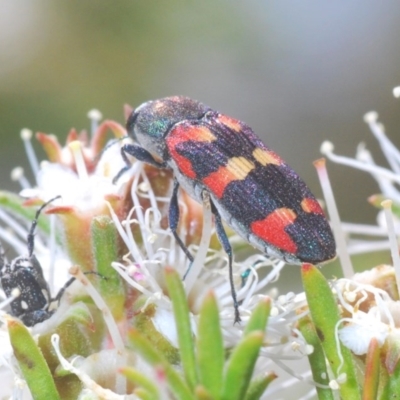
[94,135,130,163]
[27,195,61,258]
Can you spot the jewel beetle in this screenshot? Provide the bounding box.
[0,196,75,326]
[116,96,336,322]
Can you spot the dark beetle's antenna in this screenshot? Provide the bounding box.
[94,136,130,163]
[27,195,61,257]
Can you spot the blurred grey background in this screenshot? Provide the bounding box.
[1,1,400,273]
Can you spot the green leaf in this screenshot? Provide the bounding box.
[244,373,277,400]
[381,332,400,398]
[128,268,273,400]
[8,317,61,400]
[221,331,264,400]
[362,338,380,400]
[194,385,214,400]
[383,332,400,375]
[120,366,159,398]
[132,301,180,364]
[128,329,195,400]
[243,296,270,336]
[39,303,105,372]
[197,291,224,397]
[381,352,400,398]
[134,388,158,400]
[37,303,106,399]
[164,267,198,389]
[298,315,334,400]
[91,216,125,319]
[301,264,361,400]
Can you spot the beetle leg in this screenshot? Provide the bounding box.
[210,200,241,324]
[113,144,167,184]
[169,179,194,264]
[238,268,252,306]
[50,272,106,309]
[50,277,76,308]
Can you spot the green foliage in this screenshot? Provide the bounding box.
[8,318,61,400]
[302,264,361,400]
[126,267,274,400]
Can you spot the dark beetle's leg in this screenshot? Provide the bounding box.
[51,277,76,305]
[50,272,106,306]
[238,268,251,306]
[169,179,194,266]
[210,200,241,324]
[113,144,167,184]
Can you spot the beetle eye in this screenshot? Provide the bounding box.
[126,110,140,133]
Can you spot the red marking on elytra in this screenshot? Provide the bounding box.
[203,157,254,198]
[170,150,196,179]
[166,124,216,179]
[251,208,298,254]
[301,198,324,215]
[203,166,237,198]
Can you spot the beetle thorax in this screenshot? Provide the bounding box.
[10,256,32,271]
[131,96,211,160]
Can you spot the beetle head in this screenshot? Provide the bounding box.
[127,96,210,159]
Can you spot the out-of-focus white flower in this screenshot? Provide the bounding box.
[321,110,400,257]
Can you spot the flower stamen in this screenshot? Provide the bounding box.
[321,140,400,185]
[20,128,40,179]
[381,200,400,297]
[10,167,30,190]
[87,109,103,137]
[314,158,353,278]
[68,141,89,182]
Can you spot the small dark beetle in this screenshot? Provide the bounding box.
[0,196,73,326]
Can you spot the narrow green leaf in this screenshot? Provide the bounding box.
[120,366,159,398]
[194,385,214,400]
[362,338,380,400]
[301,264,361,400]
[132,301,180,365]
[221,331,264,400]
[39,303,105,373]
[298,315,334,400]
[381,354,400,398]
[91,216,125,319]
[243,297,270,336]
[91,216,120,279]
[384,332,400,375]
[197,291,224,397]
[164,267,197,389]
[381,333,400,398]
[244,372,277,400]
[134,388,156,400]
[128,329,195,400]
[8,318,61,400]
